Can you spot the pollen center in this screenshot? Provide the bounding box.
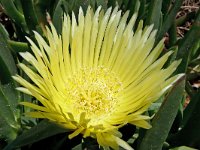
[66,67,123,121]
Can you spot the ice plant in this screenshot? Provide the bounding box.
[13,6,181,150]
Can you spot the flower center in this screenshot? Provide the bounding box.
[66,67,123,122]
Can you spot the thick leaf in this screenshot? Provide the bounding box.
[3,120,70,150]
[0,114,18,142]
[0,23,20,141]
[27,132,81,150]
[137,0,146,20]
[72,144,82,150]
[0,24,17,84]
[156,0,183,42]
[0,83,20,119]
[190,39,200,60]
[175,9,200,74]
[13,0,23,13]
[138,75,185,150]
[0,82,19,142]
[96,0,107,9]
[0,24,20,140]
[162,0,172,15]
[0,0,27,31]
[145,0,162,30]
[170,146,197,150]
[0,83,20,141]
[52,0,65,34]
[8,40,30,53]
[127,0,140,17]
[107,0,117,7]
[20,0,42,34]
[168,22,177,47]
[168,90,200,148]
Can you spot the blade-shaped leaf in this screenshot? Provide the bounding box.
[127,0,140,17]
[175,9,200,74]
[8,40,30,53]
[96,0,107,9]
[0,83,20,120]
[168,90,200,148]
[156,0,183,42]
[4,120,70,150]
[170,146,197,150]
[138,75,185,150]
[145,0,162,30]
[20,0,42,34]
[0,114,18,142]
[162,0,172,15]
[0,0,27,31]
[0,83,20,141]
[52,0,65,34]
[0,24,17,84]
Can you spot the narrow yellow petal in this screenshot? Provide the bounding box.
[20,102,50,112]
[106,11,130,68]
[116,137,134,150]
[130,120,152,129]
[62,14,72,76]
[98,10,122,66]
[68,126,84,139]
[88,6,101,67]
[93,7,112,67]
[82,6,92,67]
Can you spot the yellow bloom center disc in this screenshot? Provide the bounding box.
[66,67,123,123]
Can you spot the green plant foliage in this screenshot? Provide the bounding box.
[0,84,20,142]
[4,120,69,150]
[168,91,200,148]
[175,9,200,74]
[170,146,197,150]
[138,76,185,150]
[0,24,17,83]
[0,24,21,142]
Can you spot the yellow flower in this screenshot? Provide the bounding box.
[13,6,181,150]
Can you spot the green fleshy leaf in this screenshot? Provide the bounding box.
[168,22,177,47]
[168,90,200,148]
[8,40,30,53]
[52,0,65,34]
[0,24,20,141]
[0,0,27,31]
[145,0,162,30]
[162,0,172,15]
[0,115,18,142]
[96,0,107,9]
[138,75,185,150]
[0,24,17,84]
[0,82,20,120]
[127,0,140,17]
[0,83,20,141]
[20,0,42,34]
[3,120,70,150]
[170,146,197,150]
[156,0,183,42]
[175,9,200,74]
[72,144,82,150]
